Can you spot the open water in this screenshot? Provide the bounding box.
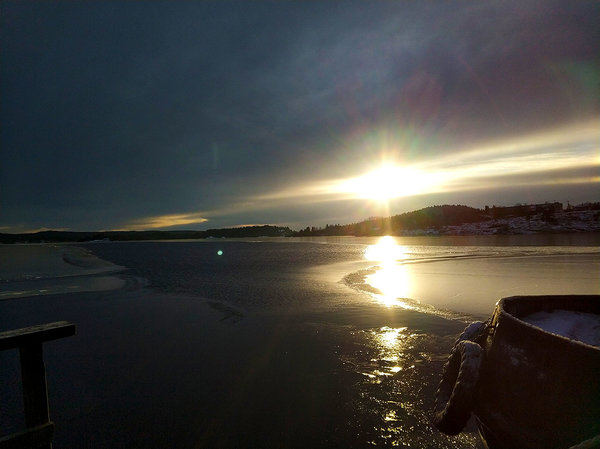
[0,235,598,448]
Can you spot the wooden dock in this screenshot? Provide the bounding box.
[0,321,75,449]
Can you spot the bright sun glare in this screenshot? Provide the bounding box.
[364,236,416,308]
[342,164,437,201]
[364,235,407,263]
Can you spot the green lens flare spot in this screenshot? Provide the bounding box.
[217,250,223,256]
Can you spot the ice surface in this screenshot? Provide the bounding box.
[522,310,600,347]
[3,238,598,448]
[0,244,125,299]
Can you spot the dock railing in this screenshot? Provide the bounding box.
[0,321,76,449]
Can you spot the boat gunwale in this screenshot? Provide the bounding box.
[497,294,600,351]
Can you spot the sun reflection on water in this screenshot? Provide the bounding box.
[364,236,417,308]
[344,326,484,448]
[377,326,405,350]
[358,326,413,382]
[364,236,408,262]
[347,237,484,447]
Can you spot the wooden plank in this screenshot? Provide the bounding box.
[0,322,75,351]
[0,422,54,449]
[19,343,51,429]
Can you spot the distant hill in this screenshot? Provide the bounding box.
[293,203,600,236]
[294,205,486,236]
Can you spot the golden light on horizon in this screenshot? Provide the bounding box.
[254,120,599,208]
[111,121,599,234]
[420,120,600,191]
[121,212,209,230]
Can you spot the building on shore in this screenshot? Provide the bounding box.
[485,202,563,219]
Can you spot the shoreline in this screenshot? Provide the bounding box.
[1,227,600,245]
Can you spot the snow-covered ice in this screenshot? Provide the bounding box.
[522,309,600,347]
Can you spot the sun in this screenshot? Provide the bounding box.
[342,164,436,201]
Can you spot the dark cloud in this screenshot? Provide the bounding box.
[1,1,598,231]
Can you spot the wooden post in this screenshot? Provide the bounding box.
[20,343,51,439]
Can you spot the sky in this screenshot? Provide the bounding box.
[1,1,599,232]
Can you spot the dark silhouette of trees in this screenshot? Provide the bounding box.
[293,205,485,236]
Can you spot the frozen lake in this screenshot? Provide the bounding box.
[1,235,598,448]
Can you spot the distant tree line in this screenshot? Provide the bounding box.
[0,225,293,244]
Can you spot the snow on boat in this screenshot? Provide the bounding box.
[433,295,600,449]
